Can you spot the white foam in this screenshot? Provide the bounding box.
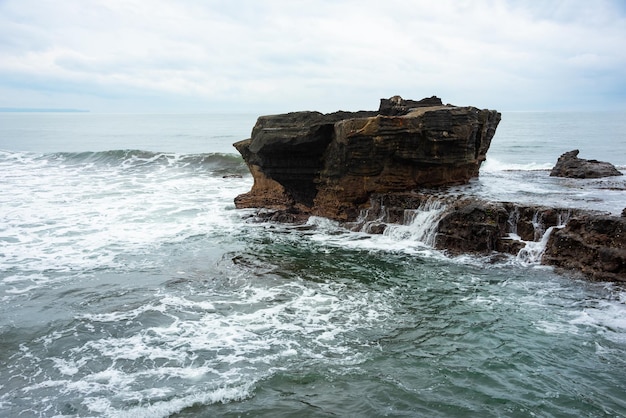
[82,397,112,415]
[305,215,343,232]
[463,294,502,307]
[482,157,553,172]
[516,225,563,266]
[309,229,444,260]
[569,298,626,343]
[534,320,579,335]
[305,213,447,261]
[11,277,397,415]
[51,358,81,376]
[383,199,446,247]
[4,285,40,294]
[0,152,252,293]
[104,383,254,418]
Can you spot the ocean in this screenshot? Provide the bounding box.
[0,111,625,417]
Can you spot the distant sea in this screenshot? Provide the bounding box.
[0,108,88,113]
[0,111,625,417]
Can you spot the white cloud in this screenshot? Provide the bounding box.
[0,0,625,112]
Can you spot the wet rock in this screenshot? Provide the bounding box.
[352,193,578,257]
[434,198,509,255]
[542,215,626,282]
[496,238,527,255]
[550,149,623,179]
[253,208,310,225]
[364,223,387,235]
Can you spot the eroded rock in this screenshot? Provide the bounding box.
[351,192,622,281]
[542,215,626,282]
[234,96,501,221]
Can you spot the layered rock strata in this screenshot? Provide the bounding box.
[350,193,624,282]
[234,96,501,221]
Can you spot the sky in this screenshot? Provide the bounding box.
[1,0,625,113]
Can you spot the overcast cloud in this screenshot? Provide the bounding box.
[1,0,625,112]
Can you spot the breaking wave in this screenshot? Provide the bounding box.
[1,149,249,177]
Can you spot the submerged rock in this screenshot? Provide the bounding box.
[550,149,622,178]
[234,96,501,221]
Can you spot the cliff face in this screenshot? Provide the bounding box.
[234,96,501,220]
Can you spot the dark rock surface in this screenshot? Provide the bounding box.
[350,192,623,281]
[234,96,501,221]
[543,215,625,282]
[233,110,378,212]
[550,149,623,178]
[430,198,510,255]
[378,95,444,116]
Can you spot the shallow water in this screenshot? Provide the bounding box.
[0,112,625,417]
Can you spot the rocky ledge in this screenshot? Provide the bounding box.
[234,97,625,282]
[351,192,625,282]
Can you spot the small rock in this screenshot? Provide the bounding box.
[550,149,622,179]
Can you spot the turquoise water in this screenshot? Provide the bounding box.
[0,112,625,417]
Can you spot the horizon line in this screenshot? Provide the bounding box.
[0,107,90,113]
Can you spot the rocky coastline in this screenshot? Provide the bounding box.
[234,97,625,282]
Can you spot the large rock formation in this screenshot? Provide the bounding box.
[233,97,625,282]
[550,149,623,178]
[234,96,501,220]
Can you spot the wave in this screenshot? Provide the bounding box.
[482,158,553,172]
[1,149,249,176]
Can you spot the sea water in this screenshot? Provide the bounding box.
[0,111,625,417]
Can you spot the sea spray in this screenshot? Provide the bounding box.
[516,225,563,265]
